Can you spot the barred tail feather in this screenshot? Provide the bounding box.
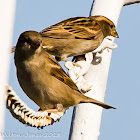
[6,86,64,128]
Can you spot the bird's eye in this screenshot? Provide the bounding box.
[110,25,114,28]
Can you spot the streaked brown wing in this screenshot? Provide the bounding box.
[41,28,74,39]
[40,17,101,40]
[40,17,83,39]
[46,52,79,91]
[63,17,101,39]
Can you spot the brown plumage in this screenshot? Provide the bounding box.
[40,15,119,61]
[14,31,116,113]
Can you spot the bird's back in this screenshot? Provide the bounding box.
[41,16,104,58]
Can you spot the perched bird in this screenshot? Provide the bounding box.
[40,15,119,62]
[14,31,116,114]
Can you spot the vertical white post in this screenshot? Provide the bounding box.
[69,0,124,140]
[0,1,16,139]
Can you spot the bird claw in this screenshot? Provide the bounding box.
[72,62,82,68]
[64,60,82,69]
[39,109,59,113]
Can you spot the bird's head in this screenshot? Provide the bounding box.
[92,16,119,38]
[15,31,42,60]
[17,30,42,50]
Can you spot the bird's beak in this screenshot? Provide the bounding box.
[111,30,119,38]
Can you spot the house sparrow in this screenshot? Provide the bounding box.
[14,31,116,113]
[40,15,119,62]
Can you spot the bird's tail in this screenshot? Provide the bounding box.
[6,86,64,128]
[80,96,116,109]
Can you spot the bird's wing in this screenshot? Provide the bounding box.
[40,17,101,39]
[46,53,79,91]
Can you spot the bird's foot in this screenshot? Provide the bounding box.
[39,109,59,113]
[65,59,82,68]
[72,62,82,68]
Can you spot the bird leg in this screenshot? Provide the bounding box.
[55,56,81,67]
[68,60,82,68]
[62,57,82,68]
[38,104,64,113]
[39,109,59,113]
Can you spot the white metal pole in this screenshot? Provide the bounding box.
[69,0,124,140]
[0,1,16,139]
[124,0,140,6]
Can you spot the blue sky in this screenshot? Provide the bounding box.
[4,0,140,140]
